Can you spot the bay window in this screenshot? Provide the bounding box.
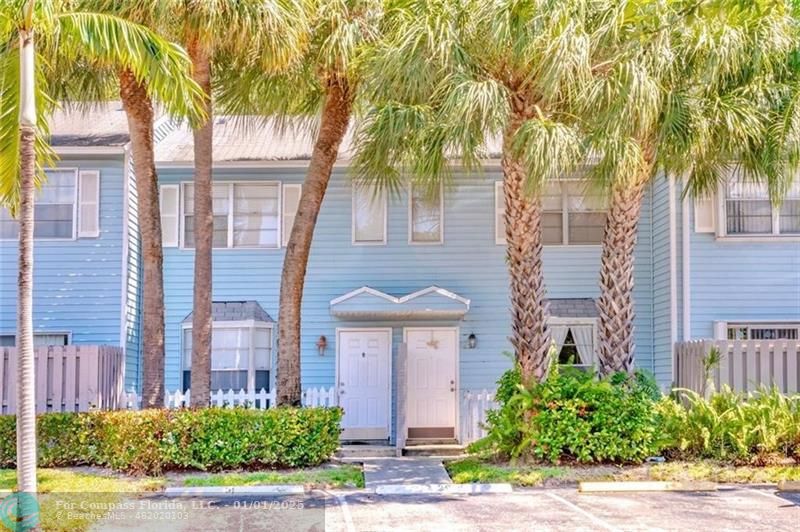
[182,322,272,393]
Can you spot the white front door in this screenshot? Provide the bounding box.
[337,329,391,440]
[405,328,457,439]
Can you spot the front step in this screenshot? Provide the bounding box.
[336,444,397,458]
[402,444,465,457]
[405,438,459,446]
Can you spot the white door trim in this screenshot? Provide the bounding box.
[335,327,393,440]
[402,326,460,439]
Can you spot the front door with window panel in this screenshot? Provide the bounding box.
[337,329,391,440]
[405,328,457,439]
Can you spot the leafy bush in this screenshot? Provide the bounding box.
[658,386,800,465]
[0,407,343,475]
[473,364,663,464]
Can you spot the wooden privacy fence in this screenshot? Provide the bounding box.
[123,386,337,410]
[460,389,498,444]
[675,340,800,395]
[0,345,125,415]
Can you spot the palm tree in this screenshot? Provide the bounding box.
[177,0,305,407]
[352,0,609,384]
[0,0,203,512]
[216,0,382,405]
[585,0,800,374]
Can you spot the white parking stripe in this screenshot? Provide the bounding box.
[745,487,788,503]
[545,492,621,532]
[330,492,356,532]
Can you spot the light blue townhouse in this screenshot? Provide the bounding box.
[0,103,798,443]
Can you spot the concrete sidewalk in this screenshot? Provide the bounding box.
[361,458,451,488]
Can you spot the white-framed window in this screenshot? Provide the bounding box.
[725,322,800,340]
[409,183,443,244]
[722,174,800,236]
[0,332,70,346]
[495,180,607,245]
[352,183,387,244]
[182,321,273,393]
[181,182,280,249]
[0,169,78,240]
[281,183,302,247]
[550,319,597,368]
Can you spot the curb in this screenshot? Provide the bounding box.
[777,481,800,492]
[164,485,305,496]
[374,483,513,495]
[0,490,11,498]
[579,481,717,493]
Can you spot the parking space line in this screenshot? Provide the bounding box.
[329,492,356,532]
[545,492,621,532]
[745,487,789,503]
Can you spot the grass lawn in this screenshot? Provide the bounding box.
[445,457,800,487]
[0,468,163,532]
[175,463,364,489]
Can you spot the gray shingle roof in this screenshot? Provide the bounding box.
[182,301,273,323]
[548,298,598,318]
[49,102,130,147]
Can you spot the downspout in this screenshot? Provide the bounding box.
[668,175,678,384]
[681,179,692,342]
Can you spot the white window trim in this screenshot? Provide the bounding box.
[180,320,275,393]
[495,179,605,247]
[179,180,282,250]
[159,184,180,247]
[715,177,800,241]
[547,317,599,368]
[408,183,444,245]
[0,167,79,242]
[716,320,800,340]
[351,184,388,246]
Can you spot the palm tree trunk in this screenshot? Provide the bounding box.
[16,25,39,520]
[187,39,213,407]
[276,79,352,406]
[596,156,654,375]
[119,69,165,408]
[502,102,551,384]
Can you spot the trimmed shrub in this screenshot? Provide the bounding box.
[472,365,662,464]
[0,406,342,475]
[657,386,800,465]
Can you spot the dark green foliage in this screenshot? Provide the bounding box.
[473,365,663,464]
[0,407,343,475]
[657,387,800,465]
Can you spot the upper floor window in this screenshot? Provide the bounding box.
[409,183,443,244]
[352,184,386,244]
[727,323,800,340]
[496,180,607,245]
[0,170,77,240]
[182,182,279,248]
[725,177,800,236]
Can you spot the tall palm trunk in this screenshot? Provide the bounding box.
[119,69,165,408]
[502,98,551,384]
[188,39,213,407]
[277,79,351,406]
[16,26,39,523]
[596,150,654,375]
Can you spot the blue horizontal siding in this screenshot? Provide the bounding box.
[0,157,125,346]
[159,166,656,395]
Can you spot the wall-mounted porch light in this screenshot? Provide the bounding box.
[316,335,328,356]
[467,333,477,349]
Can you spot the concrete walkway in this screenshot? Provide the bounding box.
[362,457,451,488]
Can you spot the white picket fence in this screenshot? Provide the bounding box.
[123,386,337,410]
[460,389,498,444]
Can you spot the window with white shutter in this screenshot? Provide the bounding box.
[694,195,715,233]
[282,184,302,247]
[160,185,179,247]
[78,170,100,237]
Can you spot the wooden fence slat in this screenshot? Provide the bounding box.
[35,347,47,413]
[6,347,17,415]
[0,348,7,415]
[63,346,77,412]
[50,346,64,412]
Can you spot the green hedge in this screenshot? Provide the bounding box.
[472,365,663,464]
[0,407,342,475]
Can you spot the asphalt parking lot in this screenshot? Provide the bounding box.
[90,486,800,531]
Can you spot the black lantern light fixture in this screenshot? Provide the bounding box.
[467,333,477,349]
[316,335,328,356]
